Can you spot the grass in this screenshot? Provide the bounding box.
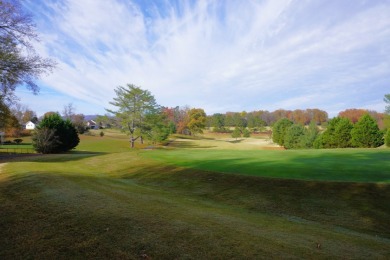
[0,132,389,258]
[141,148,390,183]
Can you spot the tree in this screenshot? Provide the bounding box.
[351,114,384,148]
[62,103,75,120]
[187,108,206,135]
[284,124,305,149]
[320,117,353,148]
[231,127,241,140]
[384,94,390,114]
[107,84,160,148]
[242,128,251,138]
[385,129,390,147]
[33,113,79,153]
[302,121,319,148]
[272,118,293,146]
[0,0,56,103]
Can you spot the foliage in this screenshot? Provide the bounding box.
[33,113,79,153]
[384,94,390,114]
[284,124,306,149]
[320,117,353,148]
[272,118,293,146]
[0,0,56,103]
[187,108,206,135]
[302,121,319,148]
[99,131,104,137]
[385,129,390,147]
[143,112,170,144]
[351,114,384,148]
[231,127,241,139]
[107,84,161,148]
[32,127,61,154]
[242,128,251,138]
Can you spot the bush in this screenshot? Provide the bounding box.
[351,114,384,148]
[33,113,79,153]
[32,128,61,154]
[100,131,104,137]
[13,138,23,144]
[385,129,390,147]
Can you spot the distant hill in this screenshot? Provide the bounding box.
[84,115,98,121]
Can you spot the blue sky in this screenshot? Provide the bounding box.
[16,0,390,117]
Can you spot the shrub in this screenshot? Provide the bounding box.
[13,138,23,144]
[351,114,384,148]
[33,113,79,153]
[100,131,105,137]
[32,128,61,154]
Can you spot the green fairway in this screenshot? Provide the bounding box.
[141,148,390,182]
[0,133,389,258]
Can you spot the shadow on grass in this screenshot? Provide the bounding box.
[167,141,217,149]
[226,139,244,143]
[0,150,107,163]
[120,163,390,240]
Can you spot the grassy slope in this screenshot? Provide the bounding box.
[0,133,389,259]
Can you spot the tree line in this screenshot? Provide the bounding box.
[272,114,387,149]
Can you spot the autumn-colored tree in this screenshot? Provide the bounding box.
[188,108,206,135]
[338,109,368,123]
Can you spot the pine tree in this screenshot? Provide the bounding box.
[351,114,384,148]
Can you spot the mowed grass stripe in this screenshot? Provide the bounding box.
[141,148,390,182]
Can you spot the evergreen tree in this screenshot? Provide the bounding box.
[33,113,79,153]
[284,124,305,149]
[272,118,293,146]
[321,117,353,148]
[302,121,319,148]
[351,114,384,148]
[385,129,390,147]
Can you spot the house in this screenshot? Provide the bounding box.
[86,120,97,129]
[25,121,36,130]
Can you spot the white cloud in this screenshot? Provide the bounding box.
[19,0,390,116]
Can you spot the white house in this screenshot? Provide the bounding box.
[86,120,97,129]
[25,121,36,130]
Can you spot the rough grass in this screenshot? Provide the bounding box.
[0,133,389,259]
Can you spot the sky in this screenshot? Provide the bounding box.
[16,0,390,117]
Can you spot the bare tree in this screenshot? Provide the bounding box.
[0,0,56,103]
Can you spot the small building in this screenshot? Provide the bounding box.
[86,120,97,129]
[25,121,36,130]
